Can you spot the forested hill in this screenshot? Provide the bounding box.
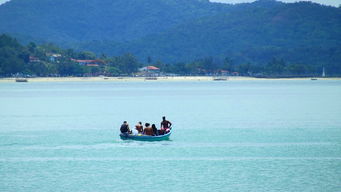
[118,0,341,65]
[0,0,340,66]
[0,0,222,43]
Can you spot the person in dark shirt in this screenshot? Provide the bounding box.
[151,124,158,136]
[120,121,131,134]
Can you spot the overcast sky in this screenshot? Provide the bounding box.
[0,0,340,7]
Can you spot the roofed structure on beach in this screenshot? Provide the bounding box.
[218,70,229,75]
[139,65,160,72]
[29,56,40,63]
[72,59,104,67]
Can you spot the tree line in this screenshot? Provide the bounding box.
[0,34,337,77]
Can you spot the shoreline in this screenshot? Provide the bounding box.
[0,76,340,83]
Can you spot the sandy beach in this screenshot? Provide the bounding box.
[0,76,340,83]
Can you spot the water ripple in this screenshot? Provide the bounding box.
[0,142,338,150]
[1,157,341,162]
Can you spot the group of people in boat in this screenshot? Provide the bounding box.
[120,116,172,136]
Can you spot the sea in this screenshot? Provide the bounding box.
[0,80,340,192]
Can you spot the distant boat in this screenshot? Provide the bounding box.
[15,78,28,82]
[213,77,228,81]
[145,77,157,80]
[311,78,318,80]
[120,131,171,141]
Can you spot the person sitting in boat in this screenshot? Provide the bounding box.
[143,123,154,136]
[120,121,131,135]
[151,124,158,136]
[160,116,172,134]
[135,122,143,134]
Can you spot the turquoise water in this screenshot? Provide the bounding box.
[0,80,341,192]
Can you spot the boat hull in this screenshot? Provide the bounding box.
[15,78,28,82]
[120,131,171,141]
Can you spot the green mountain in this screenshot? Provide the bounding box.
[0,0,340,67]
[116,1,341,65]
[0,0,222,43]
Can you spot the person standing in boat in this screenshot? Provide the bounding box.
[135,122,143,134]
[143,123,154,136]
[160,116,172,134]
[120,121,131,135]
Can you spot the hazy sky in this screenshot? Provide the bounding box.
[0,0,9,4]
[211,0,341,6]
[0,0,340,7]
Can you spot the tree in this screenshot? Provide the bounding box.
[78,51,96,60]
[117,53,140,74]
[236,63,251,75]
[286,63,307,75]
[0,34,21,48]
[222,57,234,71]
[147,56,152,64]
[0,47,25,75]
[265,58,286,75]
[154,60,166,72]
[105,66,120,76]
[56,60,84,76]
[40,43,62,54]
[201,56,215,72]
[193,56,219,74]
[65,49,76,58]
[27,42,37,54]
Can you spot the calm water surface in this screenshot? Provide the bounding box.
[0,80,341,192]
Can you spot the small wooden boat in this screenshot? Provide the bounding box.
[213,77,228,81]
[120,131,172,141]
[145,77,157,80]
[15,78,28,82]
